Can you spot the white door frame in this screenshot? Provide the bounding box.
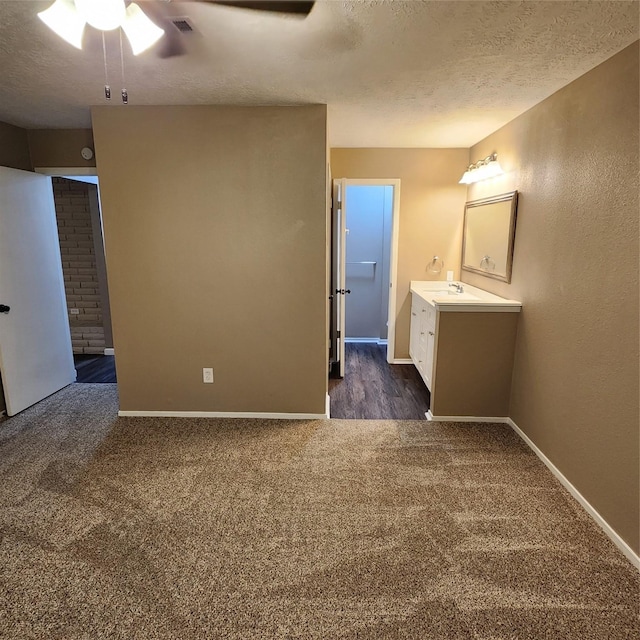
[340,178,401,364]
[332,179,347,378]
[34,167,97,177]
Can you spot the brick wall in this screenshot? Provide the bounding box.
[53,177,105,354]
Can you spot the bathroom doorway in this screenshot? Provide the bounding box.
[344,184,393,344]
[328,178,431,418]
[329,178,401,378]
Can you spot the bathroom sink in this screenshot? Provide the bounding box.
[411,280,522,309]
[431,291,480,301]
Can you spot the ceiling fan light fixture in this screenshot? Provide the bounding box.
[74,0,126,31]
[37,0,86,49]
[122,3,165,55]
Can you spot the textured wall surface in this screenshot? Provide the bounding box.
[53,178,105,355]
[330,148,469,358]
[28,129,96,169]
[92,105,328,414]
[463,43,639,553]
[0,120,31,171]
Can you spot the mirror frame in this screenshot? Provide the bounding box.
[461,190,518,284]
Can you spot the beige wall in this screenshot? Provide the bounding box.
[28,129,96,169]
[92,105,328,414]
[0,121,31,171]
[330,149,469,357]
[463,43,639,553]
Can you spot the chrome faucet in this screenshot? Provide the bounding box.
[449,282,464,293]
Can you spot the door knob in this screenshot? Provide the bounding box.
[335,289,351,295]
[0,304,9,313]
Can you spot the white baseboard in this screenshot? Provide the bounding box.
[392,358,413,364]
[506,417,640,570]
[119,397,330,421]
[104,348,114,356]
[426,410,510,423]
[325,393,331,419]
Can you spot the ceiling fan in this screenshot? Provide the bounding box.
[38,0,316,56]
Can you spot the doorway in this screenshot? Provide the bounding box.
[344,184,393,344]
[48,174,116,384]
[330,178,401,379]
[328,178,430,418]
[51,177,113,349]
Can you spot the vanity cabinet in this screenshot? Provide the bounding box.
[410,283,521,420]
[409,296,436,390]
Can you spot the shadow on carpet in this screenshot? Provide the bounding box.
[0,384,638,639]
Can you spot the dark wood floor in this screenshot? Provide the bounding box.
[329,342,430,419]
[74,355,117,383]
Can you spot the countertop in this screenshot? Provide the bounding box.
[410,281,522,312]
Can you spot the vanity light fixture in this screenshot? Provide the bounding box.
[459,153,504,184]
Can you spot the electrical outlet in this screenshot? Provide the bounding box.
[446,271,454,282]
[203,368,214,383]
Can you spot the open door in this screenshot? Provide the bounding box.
[0,167,76,416]
[330,178,348,378]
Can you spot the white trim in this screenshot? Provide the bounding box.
[506,417,640,569]
[326,393,331,419]
[104,348,114,356]
[426,411,510,423]
[392,358,413,364]
[34,167,97,176]
[387,181,401,364]
[119,409,329,420]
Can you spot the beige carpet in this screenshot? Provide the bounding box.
[0,384,638,639]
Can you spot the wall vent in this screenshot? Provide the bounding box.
[170,17,195,33]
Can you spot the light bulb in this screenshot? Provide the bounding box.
[75,0,126,31]
[122,3,165,55]
[38,0,86,49]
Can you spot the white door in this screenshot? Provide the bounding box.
[0,167,75,416]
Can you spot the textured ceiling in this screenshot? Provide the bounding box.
[0,0,637,147]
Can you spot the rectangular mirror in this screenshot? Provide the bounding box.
[461,190,518,283]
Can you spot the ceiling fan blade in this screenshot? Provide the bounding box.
[202,1,315,16]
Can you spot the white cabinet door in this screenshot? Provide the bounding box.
[409,303,420,360]
[424,328,435,389]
